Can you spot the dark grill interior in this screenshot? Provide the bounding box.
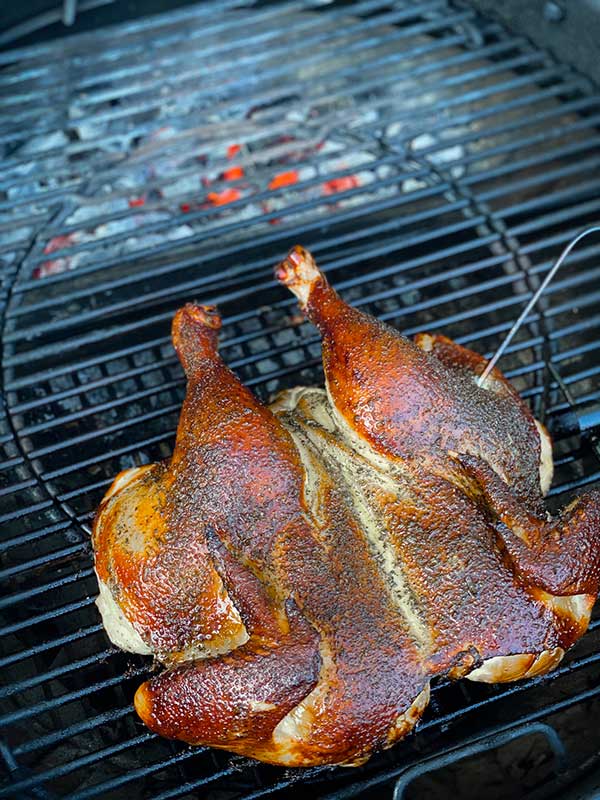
[1,1,600,797]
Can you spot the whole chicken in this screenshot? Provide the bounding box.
[92,247,600,767]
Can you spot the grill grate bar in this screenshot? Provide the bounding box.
[79,0,405,100]
[0,595,95,638]
[4,49,569,274]
[2,184,458,362]
[0,499,53,525]
[549,471,600,494]
[0,476,36,494]
[0,734,158,800]
[4,188,470,364]
[10,356,188,413]
[0,625,103,670]
[150,772,252,800]
[0,0,422,91]
[59,476,125,502]
[11,220,498,411]
[0,543,87,582]
[6,120,586,318]
[461,137,600,189]
[0,6,454,155]
[10,34,532,213]
[512,198,600,240]
[556,339,600,364]
[68,756,225,800]
[40,431,179,481]
[0,1,369,111]
[21,324,548,506]
[6,353,599,541]
[392,78,595,149]
[3,283,548,450]
[0,520,77,553]
[4,206,599,403]
[2,207,591,380]
[549,314,600,339]
[1,2,454,139]
[17,153,455,272]
[0,650,116,700]
[0,666,149,728]
[311,683,600,800]
[478,156,600,204]
[26,402,182,459]
[10,319,597,504]
[548,390,600,421]
[492,179,600,222]
[552,354,600,384]
[397,277,600,339]
[13,706,134,756]
[0,568,94,610]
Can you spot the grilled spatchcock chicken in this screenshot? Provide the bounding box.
[93,246,600,767]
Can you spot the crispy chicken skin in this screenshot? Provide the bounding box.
[276,246,550,506]
[92,249,600,767]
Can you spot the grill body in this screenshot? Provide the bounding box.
[1,1,600,797]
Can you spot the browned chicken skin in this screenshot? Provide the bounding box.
[276,247,551,506]
[92,247,600,767]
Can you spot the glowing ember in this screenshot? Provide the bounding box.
[207,188,242,206]
[269,171,299,190]
[322,175,360,195]
[36,234,80,278]
[43,234,76,255]
[222,165,244,181]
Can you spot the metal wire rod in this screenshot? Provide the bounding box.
[478,226,600,385]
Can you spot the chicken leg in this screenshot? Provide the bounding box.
[135,540,320,756]
[275,246,546,505]
[95,306,324,756]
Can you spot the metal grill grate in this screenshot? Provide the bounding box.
[1,1,600,797]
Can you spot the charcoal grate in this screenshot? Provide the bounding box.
[1,1,600,798]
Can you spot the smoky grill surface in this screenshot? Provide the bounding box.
[1,1,600,798]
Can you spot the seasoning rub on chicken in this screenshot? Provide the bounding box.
[92,246,600,767]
